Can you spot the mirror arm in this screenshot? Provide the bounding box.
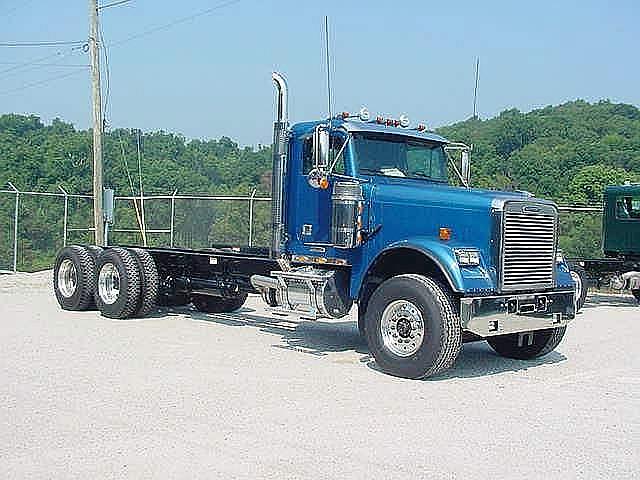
[328,134,351,174]
[445,143,472,188]
[446,150,469,188]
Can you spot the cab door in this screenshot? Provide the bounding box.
[285,131,348,254]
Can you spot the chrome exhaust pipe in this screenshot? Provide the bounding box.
[271,72,289,259]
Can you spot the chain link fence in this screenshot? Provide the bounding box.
[0,185,271,273]
[0,182,603,273]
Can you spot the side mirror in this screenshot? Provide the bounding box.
[313,126,330,170]
[461,149,471,186]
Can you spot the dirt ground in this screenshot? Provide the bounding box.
[1,270,639,479]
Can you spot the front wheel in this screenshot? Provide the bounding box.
[633,289,640,303]
[487,327,566,360]
[364,274,461,379]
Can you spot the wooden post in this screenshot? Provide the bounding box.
[89,0,104,245]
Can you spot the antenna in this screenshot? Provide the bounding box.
[473,57,480,119]
[324,15,332,124]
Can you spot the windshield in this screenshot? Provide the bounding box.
[352,132,448,182]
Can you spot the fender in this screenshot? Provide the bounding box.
[353,237,497,300]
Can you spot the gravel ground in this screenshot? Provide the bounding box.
[1,270,639,479]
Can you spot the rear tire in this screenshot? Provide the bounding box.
[364,274,462,379]
[53,245,97,311]
[569,265,588,311]
[633,289,640,303]
[192,293,248,313]
[487,327,566,360]
[94,247,142,319]
[84,245,103,263]
[129,248,159,317]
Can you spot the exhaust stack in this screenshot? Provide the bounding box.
[270,72,289,258]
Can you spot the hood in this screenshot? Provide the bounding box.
[371,177,533,213]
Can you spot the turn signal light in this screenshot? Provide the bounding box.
[319,177,329,190]
[439,227,452,241]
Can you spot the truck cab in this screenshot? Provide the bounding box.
[251,73,576,378]
[603,185,640,258]
[568,185,640,303]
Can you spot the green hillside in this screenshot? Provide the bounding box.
[436,100,640,203]
[1,99,639,270]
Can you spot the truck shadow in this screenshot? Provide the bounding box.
[175,306,369,356]
[582,293,638,309]
[417,343,566,381]
[171,305,567,379]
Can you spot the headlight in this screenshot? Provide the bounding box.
[454,248,481,267]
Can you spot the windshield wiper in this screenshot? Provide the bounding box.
[407,172,446,182]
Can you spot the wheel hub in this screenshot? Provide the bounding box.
[57,259,77,298]
[98,262,120,305]
[396,318,412,338]
[380,300,425,357]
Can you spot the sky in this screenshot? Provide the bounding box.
[0,0,638,146]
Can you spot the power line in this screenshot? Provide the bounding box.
[109,0,242,48]
[99,20,111,128]
[98,0,132,10]
[0,69,84,96]
[0,62,88,67]
[0,40,86,47]
[0,44,87,78]
[0,56,88,82]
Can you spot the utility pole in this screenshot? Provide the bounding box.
[89,0,104,245]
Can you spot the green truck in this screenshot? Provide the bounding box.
[568,184,640,307]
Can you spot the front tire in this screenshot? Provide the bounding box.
[632,289,640,303]
[364,274,462,379]
[487,327,566,360]
[94,247,142,319]
[357,306,366,338]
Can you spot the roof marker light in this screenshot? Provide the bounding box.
[415,123,427,132]
[399,114,410,128]
[376,115,384,124]
[340,111,350,119]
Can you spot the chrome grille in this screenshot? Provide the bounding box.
[501,202,557,292]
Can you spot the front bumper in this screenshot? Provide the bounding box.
[460,290,575,337]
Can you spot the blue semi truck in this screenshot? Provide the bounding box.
[53,72,576,379]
